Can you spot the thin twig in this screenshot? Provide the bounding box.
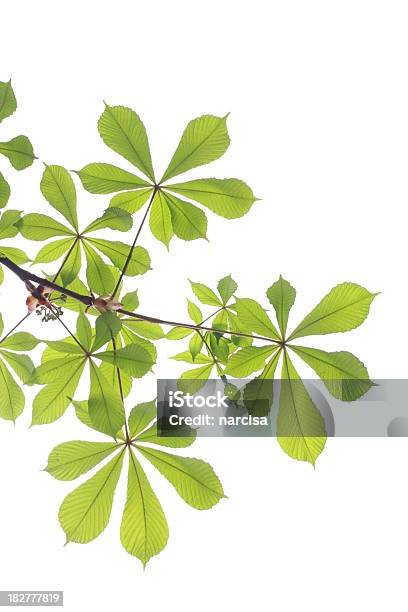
[112,187,158,299]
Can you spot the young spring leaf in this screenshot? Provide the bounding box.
[59,450,124,544]
[266,276,296,338]
[83,242,115,295]
[94,343,154,378]
[121,290,139,312]
[217,274,237,305]
[33,238,74,264]
[243,350,281,416]
[128,400,156,438]
[278,353,326,465]
[88,238,150,276]
[0,172,10,208]
[290,345,372,401]
[60,241,81,287]
[225,345,278,378]
[167,178,257,219]
[120,449,168,566]
[149,190,173,248]
[161,114,230,182]
[137,446,225,510]
[0,358,25,421]
[109,188,152,214]
[45,440,120,481]
[83,208,132,233]
[77,163,149,194]
[17,213,74,240]
[76,311,92,352]
[0,331,39,351]
[98,104,155,182]
[289,283,378,340]
[0,135,35,170]
[93,311,122,352]
[40,165,78,230]
[235,298,280,339]
[187,299,202,324]
[0,80,17,122]
[88,362,126,437]
[164,191,207,241]
[189,280,222,307]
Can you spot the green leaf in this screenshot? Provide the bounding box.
[93,311,122,352]
[122,320,164,340]
[178,363,214,394]
[40,165,78,230]
[149,190,173,248]
[0,135,35,170]
[120,449,168,566]
[17,213,74,241]
[95,343,154,378]
[0,80,17,122]
[0,209,21,239]
[77,163,149,194]
[33,238,73,264]
[243,350,281,416]
[290,345,372,401]
[278,353,326,465]
[161,114,230,182]
[190,281,222,306]
[171,351,212,364]
[289,283,378,340]
[0,331,38,351]
[60,240,82,287]
[168,178,256,219]
[0,172,10,208]
[98,104,155,182]
[0,312,3,335]
[164,191,207,241]
[137,423,196,448]
[46,440,119,481]
[84,242,115,295]
[33,355,83,384]
[0,358,24,421]
[187,299,202,324]
[88,362,126,437]
[266,276,296,338]
[77,311,92,352]
[128,400,157,438]
[2,352,34,386]
[166,326,193,341]
[235,298,280,340]
[109,188,152,214]
[121,290,139,312]
[0,246,30,264]
[83,208,132,233]
[44,340,85,356]
[189,333,203,360]
[31,357,86,425]
[137,446,225,509]
[218,274,237,304]
[59,450,124,543]
[72,399,125,437]
[225,345,278,377]
[88,238,150,276]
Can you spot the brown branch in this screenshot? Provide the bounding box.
[0,256,281,345]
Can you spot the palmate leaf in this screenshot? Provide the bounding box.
[17,213,74,241]
[161,114,230,182]
[98,104,155,182]
[87,238,150,276]
[243,349,281,417]
[234,298,280,340]
[0,357,25,421]
[278,353,326,466]
[218,274,237,305]
[49,399,224,566]
[149,190,173,248]
[83,207,132,233]
[94,343,154,378]
[224,345,278,378]
[88,361,126,437]
[109,188,152,214]
[33,238,74,264]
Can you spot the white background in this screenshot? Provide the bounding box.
[1,1,408,610]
